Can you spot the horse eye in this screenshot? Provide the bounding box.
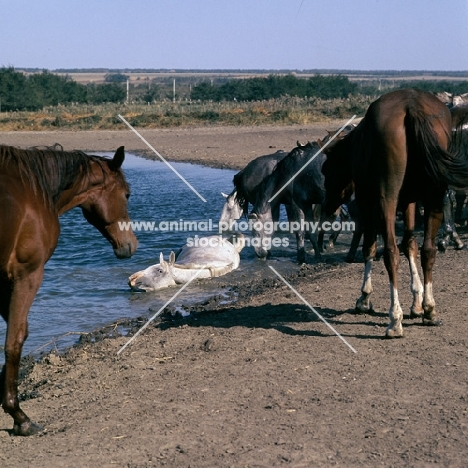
[125,193,130,200]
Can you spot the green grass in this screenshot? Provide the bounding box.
[0,95,375,131]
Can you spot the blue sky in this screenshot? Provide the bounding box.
[2,0,468,71]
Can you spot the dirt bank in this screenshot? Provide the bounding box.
[1,125,467,467]
[1,122,343,170]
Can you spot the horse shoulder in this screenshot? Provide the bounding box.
[0,178,59,269]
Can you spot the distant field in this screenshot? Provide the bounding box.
[53,71,261,84]
[41,70,468,85]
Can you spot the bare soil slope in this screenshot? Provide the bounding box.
[1,125,467,467]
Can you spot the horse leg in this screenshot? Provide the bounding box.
[316,205,325,252]
[332,204,347,249]
[448,190,464,249]
[317,206,337,253]
[0,283,9,422]
[287,204,306,264]
[355,224,377,313]
[345,202,362,263]
[421,207,444,326]
[305,205,322,261]
[317,229,325,253]
[380,202,404,338]
[454,190,466,225]
[438,189,464,251]
[345,225,363,263]
[323,206,341,250]
[400,202,424,318]
[295,221,306,264]
[2,269,44,436]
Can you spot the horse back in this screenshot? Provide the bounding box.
[357,89,453,195]
[233,150,288,209]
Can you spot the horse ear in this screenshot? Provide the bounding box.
[110,146,125,170]
[160,253,171,273]
[221,192,229,198]
[169,251,176,265]
[317,138,324,148]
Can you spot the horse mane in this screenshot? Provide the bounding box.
[278,141,323,175]
[232,171,249,216]
[0,145,124,206]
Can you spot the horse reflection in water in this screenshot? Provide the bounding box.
[0,145,138,435]
[321,89,468,338]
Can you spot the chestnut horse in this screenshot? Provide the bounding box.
[321,89,468,338]
[0,145,138,435]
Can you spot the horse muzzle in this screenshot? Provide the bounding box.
[254,248,270,259]
[113,235,138,259]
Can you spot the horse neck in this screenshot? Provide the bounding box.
[255,172,279,214]
[170,264,210,283]
[55,160,103,215]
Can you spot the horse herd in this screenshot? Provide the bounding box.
[1,88,468,436]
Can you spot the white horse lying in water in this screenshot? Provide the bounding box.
[129,235,245,292]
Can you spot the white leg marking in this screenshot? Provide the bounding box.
[408,256,424,314]
[356,259,373,312]
[424,281,435,309]
[361,259,373,295]
[386,282,404,338]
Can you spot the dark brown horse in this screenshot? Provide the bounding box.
[321,89,468,338]
[0,145,138,435]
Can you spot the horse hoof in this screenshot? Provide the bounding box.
[437,241,447,252]
[12,421,44,436]
[355,298,373,314]
[422,317,443,327]
[409,308,424,319]
[385,326,404,338]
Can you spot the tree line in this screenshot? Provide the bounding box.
[2,67,468,112]
[0,67,126,111]
[191,74,358,101]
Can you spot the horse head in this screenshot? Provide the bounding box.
[248,209,273,260]
[80,147,138,259]
[219,190,244,226]
[128,252,177,292]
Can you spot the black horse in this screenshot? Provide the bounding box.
[219,150,288,227]
[249,141,329,263]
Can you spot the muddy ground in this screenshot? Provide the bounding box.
[1,125,468,467]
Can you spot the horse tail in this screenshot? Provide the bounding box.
[405,111,468,190]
